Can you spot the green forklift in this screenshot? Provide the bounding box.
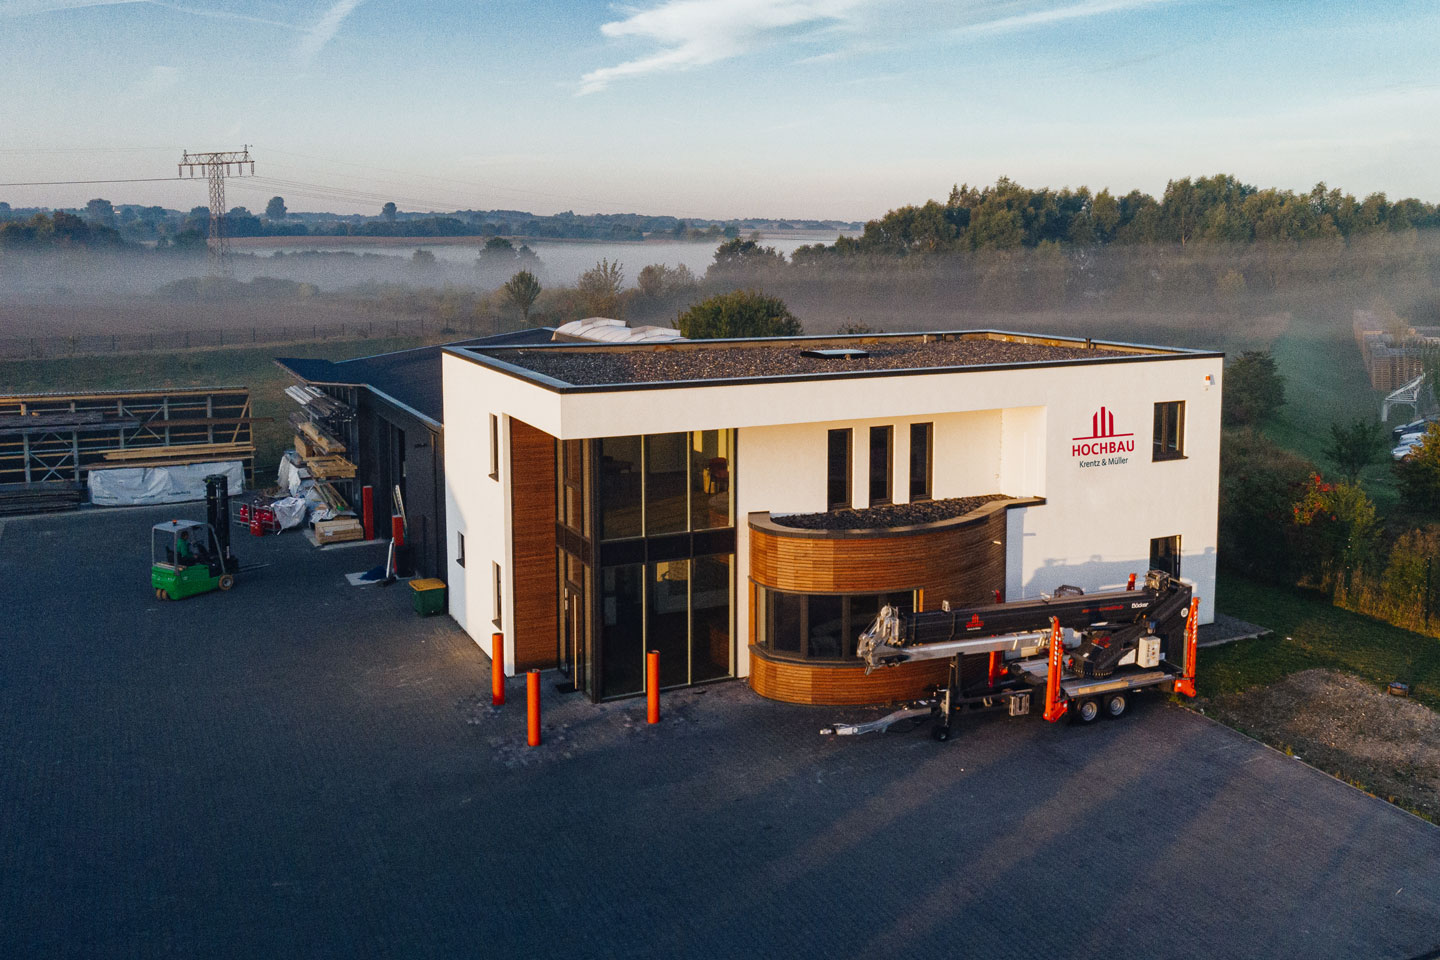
[150,474,241,601]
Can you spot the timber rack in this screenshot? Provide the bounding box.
[0,386,261,512]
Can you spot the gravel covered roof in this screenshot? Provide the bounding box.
[769,495,1011,531]
[473,334,1144,387]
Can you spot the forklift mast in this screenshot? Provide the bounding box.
[205,474,232,560]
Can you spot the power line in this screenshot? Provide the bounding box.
[0,177,189,187]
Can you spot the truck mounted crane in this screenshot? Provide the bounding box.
[823,570,1200,740]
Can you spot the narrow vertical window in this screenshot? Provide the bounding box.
[488,413,500,479]
[456,531,466,568]
[869,425,892,506]
[492,561,503,625]
[909,422,932,501]
[1152,401,1185,461]
[827,429,851,510]
[1149,535,1181,578]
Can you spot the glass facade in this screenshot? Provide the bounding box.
[869,425,892,505]
[562,430,736,700]
[755,585,917,661]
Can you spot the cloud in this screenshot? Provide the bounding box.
[578,0,873,95]
[956,0,1182,36]
[297,0,365,63]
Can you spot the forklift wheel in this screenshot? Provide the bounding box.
[155,588,165,601]
[218,574,235,591]
[1104,692,1129,718]
[931,725,951,742]
[1074,699,1100,724]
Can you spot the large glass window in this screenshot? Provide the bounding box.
[827,429,851,509]
[600,564,644,697]
[909,422,932,501]
[691,555,732,682]
[1153,401,1185,461]
[690,430,732,531]
[756,586,916,661]
[869,425,893,506]
[649,560,690,687]
[560,439,586,535]
[599,436,642,540]
[645,432,689,535]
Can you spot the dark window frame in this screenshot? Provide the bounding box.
[488,413,500,480]
[756,584,916,662]
[1153,401,1186,462]
[456,530,465,568]
[827,428,852,510]
[909,421,933,501]
[869,424,893,506]
[1150,535,1181,578]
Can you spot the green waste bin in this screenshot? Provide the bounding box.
[410,578,447,616]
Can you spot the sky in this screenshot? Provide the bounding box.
[0,0,1437,221]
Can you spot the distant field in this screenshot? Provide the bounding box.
[0,336,436,481]
[0,294,402,338]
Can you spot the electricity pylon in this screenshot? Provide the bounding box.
[178,147,255,277]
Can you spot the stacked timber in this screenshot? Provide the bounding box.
[0,486,83,517]
[94,441,254,471]
[289,412,357,480]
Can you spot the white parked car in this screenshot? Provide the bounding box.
[1394,440,1424,461]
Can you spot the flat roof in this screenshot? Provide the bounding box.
[448,330,1220,392]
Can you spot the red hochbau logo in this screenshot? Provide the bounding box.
[1072,406,1134,457]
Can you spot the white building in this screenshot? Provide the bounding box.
[441,330,1222,705]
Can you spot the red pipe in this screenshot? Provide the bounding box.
[526,670,541,746]
[361,485,374,541]
[646,650,660,724]
[491,632,505,706]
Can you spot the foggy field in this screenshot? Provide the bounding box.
[0,336,434,479]
[0,293,395,338]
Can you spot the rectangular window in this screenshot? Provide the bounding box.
[600,564,645,698]
[456,531,465,568]
[690,555,732,683]
[599,436,643,540]
[690,430,732,531]
[758,588,916,661]
[488,414,500,479]
[491,561,503,626]
[827,429,851,510]
[1150,535,1181,578]
[909,422,932,501]
[649,559,690,688]
[1153,401,1185,461]
[869,425,892,506]
[644,432,688,536]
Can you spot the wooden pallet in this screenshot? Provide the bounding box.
[302,454,357,479]
[298,420,346,455]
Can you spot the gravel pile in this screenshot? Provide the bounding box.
[491,337,1138,386]
[771,494,1009,531]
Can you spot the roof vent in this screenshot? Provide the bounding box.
[801,348,869,359]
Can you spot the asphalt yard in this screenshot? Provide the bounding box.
[2,506,1438,960]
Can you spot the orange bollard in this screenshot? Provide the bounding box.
[646,650,660,724]
[526,669,541,746]
[491,632,505,706]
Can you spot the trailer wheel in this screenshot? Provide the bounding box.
[1104,693,1129,718]
[1074,699,1100,724]
[931,724,951,742]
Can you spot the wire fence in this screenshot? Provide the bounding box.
[0,318,475,360]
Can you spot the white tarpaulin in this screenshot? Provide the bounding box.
[88,460,245,507]
[270,496,308,530]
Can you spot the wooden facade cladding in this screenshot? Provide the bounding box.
[748,497,1041,610]
[509,418,558,670]
[746,496,1042,705]
[748,648,951,705]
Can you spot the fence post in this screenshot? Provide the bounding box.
[1426,557,1432,631]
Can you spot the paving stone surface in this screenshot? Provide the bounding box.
[2,505,1438,960]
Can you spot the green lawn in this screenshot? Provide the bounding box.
[1259,303,1400,507]
[1206,571,1440,709]
[0,337,434,481]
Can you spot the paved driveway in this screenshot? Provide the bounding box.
[2,506,1437,960]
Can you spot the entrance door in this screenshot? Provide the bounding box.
[559,574,587,694]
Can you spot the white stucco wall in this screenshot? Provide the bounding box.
[442,348,1223,678]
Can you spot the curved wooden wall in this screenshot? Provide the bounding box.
[748,648,950,705]
[746,497,1039,705]
[750,501,1020,609]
